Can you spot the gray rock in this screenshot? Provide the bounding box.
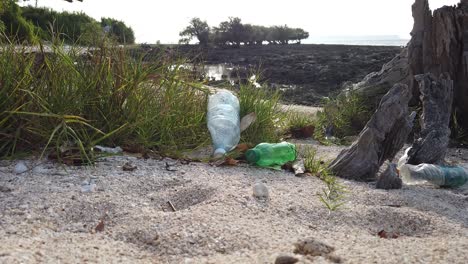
[376,162,402,190]
[275,254,299,264]
[14,161,28,174]
[253,182,269,199]
[0,185,13,192]
[294,238,334,256]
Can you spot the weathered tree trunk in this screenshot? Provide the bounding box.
[349,0,468,131]
[407,0,433,102]
[407,74,454,164]
[409,0,468,130]
[348,48,409,107]
[329,84,414,181]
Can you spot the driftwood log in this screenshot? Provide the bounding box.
[407,74,454,164]
[408,0,468,129]
[329,84,414,181]
[345,0,468,132]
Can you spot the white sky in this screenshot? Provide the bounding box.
[21,0,460,44]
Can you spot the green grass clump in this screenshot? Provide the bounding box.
[0,37,209,161]
[301,146,347,212]
[286,111,316,131]
[314,90,371,143]
[238,82,284,145]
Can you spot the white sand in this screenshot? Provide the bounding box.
[0,144,467,263]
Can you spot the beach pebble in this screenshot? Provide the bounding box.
[275,254,299,264]
[14,161,28,174]
[253,182,269,199]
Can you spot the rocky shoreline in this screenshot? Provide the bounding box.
[173,44,404,105]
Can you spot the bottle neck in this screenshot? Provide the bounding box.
[245,149,260,163]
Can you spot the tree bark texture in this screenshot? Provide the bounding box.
[407,73,454,164]
[408,0,468,129]
[329,84,414,181]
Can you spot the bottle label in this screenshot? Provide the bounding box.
[440,166,468,187]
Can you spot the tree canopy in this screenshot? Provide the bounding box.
[179,17,210,46]
[180,17,309,47]
[1,1,135,44]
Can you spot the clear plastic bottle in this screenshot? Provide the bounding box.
[207,90,241,157]
[399,163,468,188]
[245,142,297,167]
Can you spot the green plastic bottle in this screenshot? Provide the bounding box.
[245,142,297,167]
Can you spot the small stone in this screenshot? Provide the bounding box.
[33,165,50,174]
[253,182,269,199]
[0,185,13,192]
[122,162,137,172]
[275,254,299,264]
[294,238,335,256]
[14,161,28,174]
[376,162,402,190]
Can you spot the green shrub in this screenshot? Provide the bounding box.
[301,146,326,175]
[0,38,209,161]
[238,82,284,144]
[286,111,315,130]
[300,145,347,212]
[1,1,37,42]
[314,90,372,142]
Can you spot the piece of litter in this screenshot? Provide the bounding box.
[165,162,178,171]
[94,145,123,154]
[81,178,97,193]
[292,159,306,176]
[14,161,28,174]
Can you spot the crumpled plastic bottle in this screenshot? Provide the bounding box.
[399,163,468,188]
[207,90,241,157]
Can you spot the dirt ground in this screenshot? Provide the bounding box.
[1,140,467,264]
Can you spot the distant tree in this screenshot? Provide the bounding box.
[179,17,210,46]
[293,28,309,44]
[0,0,36,42]
[180,16,309,47]
[101,17,135,44]
[213,17,245,47]
[80,21,103,45]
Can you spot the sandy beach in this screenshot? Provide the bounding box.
[1,141,467,264]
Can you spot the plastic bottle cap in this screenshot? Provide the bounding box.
[245,149,260,163]
[213,148,226,158]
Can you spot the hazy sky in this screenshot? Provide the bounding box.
[22,0,460,43]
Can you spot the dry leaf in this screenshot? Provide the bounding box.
[95,219,105,233]
[240,112,257,132]
[377,230,399,239]
[236,143,251,153]
[222,157,239,166]
[291,125,315,139]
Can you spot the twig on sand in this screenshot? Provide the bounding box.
[167,201,177,212]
